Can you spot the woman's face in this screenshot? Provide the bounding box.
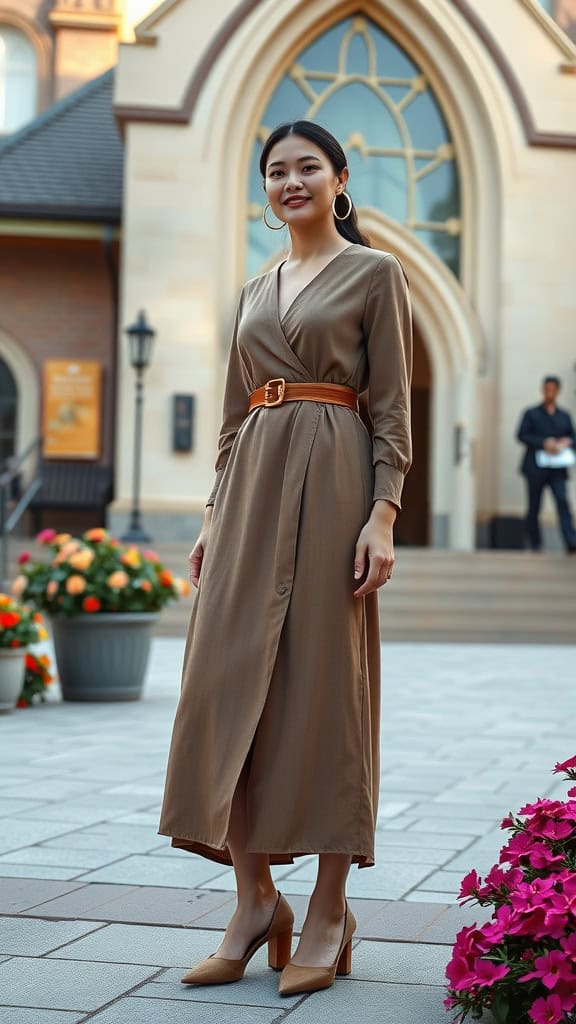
[263,134,348,227]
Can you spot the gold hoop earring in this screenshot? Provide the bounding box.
[263,203,286,230]
[332,192,352,221]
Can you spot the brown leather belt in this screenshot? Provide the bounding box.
[248,377,358,412]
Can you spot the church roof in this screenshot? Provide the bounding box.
[0,69,123,222]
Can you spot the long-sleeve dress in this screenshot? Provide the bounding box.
[157,243,413,869]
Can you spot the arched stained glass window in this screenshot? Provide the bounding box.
[0,26,38,134]
[247,14,462,278]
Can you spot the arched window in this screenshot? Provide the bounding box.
[0,25,38,133]
[535,0,576,43]
[247,14,461,278]
[0,358,17,468]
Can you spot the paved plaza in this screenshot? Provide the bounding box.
[1,638,575,1023]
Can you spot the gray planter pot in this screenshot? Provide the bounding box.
[0,648,26,713]
[50,612,159,702]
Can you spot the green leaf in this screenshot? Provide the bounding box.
[491,992,509,1024]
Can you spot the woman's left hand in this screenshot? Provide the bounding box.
[353,499,397,597]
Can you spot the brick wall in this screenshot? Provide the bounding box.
[0,235,119,466]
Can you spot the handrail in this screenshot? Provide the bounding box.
[0,436,43,587]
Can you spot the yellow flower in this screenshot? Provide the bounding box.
[37,627,49,640]
[120,547,141,569]
[65,575,87,595]
[107,570,129,589]
[54,533,72,546]
[11,575,27,597]
[46,580,59,598]
[69,549,95,572]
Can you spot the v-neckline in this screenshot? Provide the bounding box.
[275,244,358,326]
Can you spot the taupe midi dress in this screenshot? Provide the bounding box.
[157,244,413,869]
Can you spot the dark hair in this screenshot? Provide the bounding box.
[259,120,371,247]
[543,375,561,389]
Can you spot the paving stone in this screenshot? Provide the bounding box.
[352,939,450,984]
[374,829,469,849]
[350,900,450,942]
[46,922,239,968]
[405,890,461,904]
[0,915,105,955]
[0,877,85,914]
[277,979,449,1023]
[0,1009,85,1024]
[0,819,80,855]
[19,883,139,918]
[418,903,494,943]
[44,886,233,927]
[13,793,157,825]
[88,997,280,1023]
[0,846,126,870]
[74,854,229,888]
[136,966,300,1006]
[275,859,440,901]
[0,798,47,815]
[1,779,101,801]
[41,823,166,853]
[0,864,81,879]
[0,956,158,1011]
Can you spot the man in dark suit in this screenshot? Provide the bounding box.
[516,375,576,553]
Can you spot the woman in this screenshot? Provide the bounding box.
[157,120,413,996]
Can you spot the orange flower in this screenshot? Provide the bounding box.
[60,540,81,557]
[139,580,152,592]
[158,569,173,587]
[175,577,191,596]
[65,575,87,595]
[107,570,129,589]
[46,580,59,598]
[69,549,95,572]
[33,613,43,623]
[54,533,72,546]
[84,527,108,543]
[0,594,11,606]
[82,596,101,613]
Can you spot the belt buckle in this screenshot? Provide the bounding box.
[264,377,286,407]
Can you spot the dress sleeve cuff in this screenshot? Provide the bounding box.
[373,463,405,511]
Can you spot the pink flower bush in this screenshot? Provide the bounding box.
[445,759,576,1024]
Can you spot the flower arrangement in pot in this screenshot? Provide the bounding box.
[0,593,49,712]
[17,652,54,708]
[445,756,576,1024]
[12,528,190,702]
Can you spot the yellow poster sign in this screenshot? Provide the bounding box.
[43,361,101,460]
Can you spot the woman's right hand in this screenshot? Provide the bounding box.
[188,508,213,588]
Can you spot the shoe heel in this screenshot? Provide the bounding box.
[268,927,293,970]
[336,938,352,976]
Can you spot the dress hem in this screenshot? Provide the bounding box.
[158,832,375,869]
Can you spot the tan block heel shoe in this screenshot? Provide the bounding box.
[180,891,294,986]
[278,902,357,997]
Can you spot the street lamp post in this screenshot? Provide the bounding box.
[121,310,156,543]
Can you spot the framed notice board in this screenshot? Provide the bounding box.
[43,360,101,460]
